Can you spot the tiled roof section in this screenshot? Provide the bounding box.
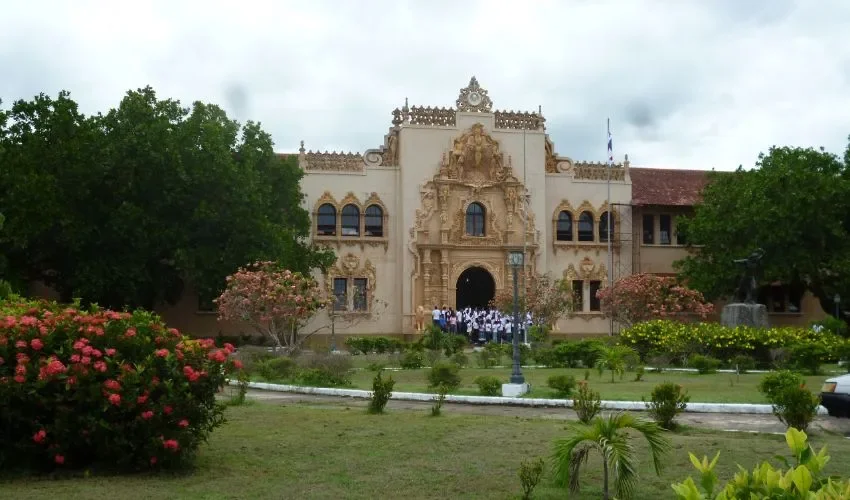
[630,167,712,207]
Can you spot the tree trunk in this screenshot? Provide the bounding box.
[602,458,609,500]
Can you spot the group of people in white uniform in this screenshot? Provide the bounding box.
[431,305,533,344]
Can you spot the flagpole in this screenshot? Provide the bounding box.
[606,118,614,336]
[522,125,528,345]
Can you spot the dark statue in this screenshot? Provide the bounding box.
[733,248,765,304]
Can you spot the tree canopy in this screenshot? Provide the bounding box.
[0,88,333,310]
[675,137,850,313]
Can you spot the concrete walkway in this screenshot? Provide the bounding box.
[240,388,850,436]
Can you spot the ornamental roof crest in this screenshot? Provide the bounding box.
[455,76,493,113]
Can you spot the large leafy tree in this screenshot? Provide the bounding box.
[676,139,850,314]
[0,88,333,309]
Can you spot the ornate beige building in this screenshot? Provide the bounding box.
[298,77,646,336]
[149,77,825,339]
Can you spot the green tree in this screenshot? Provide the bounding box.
[553,412,669,500]
[676,139,850,313]
[0,88,333,309]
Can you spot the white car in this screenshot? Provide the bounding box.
[821,373,850,418]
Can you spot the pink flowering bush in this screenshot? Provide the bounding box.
[596,273,714,327]
[0,296,240,471]
[216,261,330,351]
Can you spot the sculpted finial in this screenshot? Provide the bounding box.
[299,140,305,154]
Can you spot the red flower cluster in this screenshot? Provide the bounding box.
[0,297,241,470]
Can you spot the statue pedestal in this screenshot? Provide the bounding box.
[721,303,769,328]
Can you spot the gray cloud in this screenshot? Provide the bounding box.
[1,0,849,170]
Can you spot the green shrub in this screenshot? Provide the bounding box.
[430,385,448,416]
[450,351,468,367]
[528,325,549,343]
[768,384,820,431]
[518,457,545,500]
[483,343,504,363]
[552,342,581,367]
[367,370,395,414]
[256,356,298,381]
[366,361,386,372]
[0,297,238,471]
[575,339,607,368]
[811,315,848,338]
[419,325,444,351]
[427,362,462,392]
[474,375,502,396]
[671,428,850,499]
[443,334,467,357]
[621,319,846,365]
[425,349,442,367]
[477,348,499,368]
[345,336,372,355]
[296,354,352,387]
[547,374,577,398]
[758,370,804,401]
[634,366,645,381]
[729,354,756,373]
[688,354,721,374]
[532,346,558,367]
[758,371,818,431]
[573,381,602,424]
[646,382,689,430]
[789,342,829,375]
[400,350,424,370]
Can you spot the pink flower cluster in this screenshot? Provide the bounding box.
[596,273,714,326]
[215,261,329,347]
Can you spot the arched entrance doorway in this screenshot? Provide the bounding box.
[456,267,496,309]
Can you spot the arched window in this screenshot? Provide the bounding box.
[599,211,614,242]
[466,202,485,237]
[341,204,360,236]
[317,204,337,236]
[364,205,384,237]
[578,211,594,241]
[556,211,573,241]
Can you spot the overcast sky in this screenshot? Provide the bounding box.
[2,0,849,170]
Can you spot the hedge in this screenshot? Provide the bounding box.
[620,319,847,365]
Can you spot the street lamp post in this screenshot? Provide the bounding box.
[508,251,525,385]
[835,293,841,319]
[330,309,337,352]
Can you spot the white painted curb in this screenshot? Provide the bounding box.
[229,381,828,415]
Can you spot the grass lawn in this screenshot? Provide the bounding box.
[350,366,837,403]
[2,402,848,499]
[256,352,839,403]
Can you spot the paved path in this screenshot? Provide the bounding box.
[241,388,850,436]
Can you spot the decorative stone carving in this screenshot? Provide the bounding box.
[363,128,400,167]
[325,253,377,309]
[339,191,361,208]
[304,150,364,172]
[572,162,626,181]
[494,110,545,131]
[406,123,541,314]
[409,106,456,126]
[441,123,511,185]
[455,76,493,113]
[314,191,337,212]
[449,261,504,291]
[563,264,579,282]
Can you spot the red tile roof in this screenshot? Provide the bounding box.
[630,167,712,207]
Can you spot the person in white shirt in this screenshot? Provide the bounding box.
[431,306,441,328]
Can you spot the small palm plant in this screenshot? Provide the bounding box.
[553,412,670,500]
